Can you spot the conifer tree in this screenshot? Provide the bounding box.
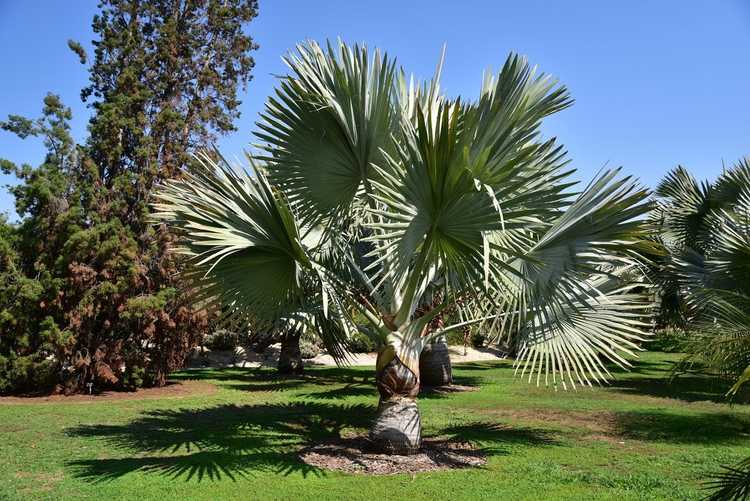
[0,0,258,393]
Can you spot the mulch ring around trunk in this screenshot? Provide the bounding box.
[299,436,486,475]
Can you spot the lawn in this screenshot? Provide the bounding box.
[1,351,748,500]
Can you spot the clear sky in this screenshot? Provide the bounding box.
[1,0,749,219]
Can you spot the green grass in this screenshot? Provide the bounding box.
[1,351,749,500]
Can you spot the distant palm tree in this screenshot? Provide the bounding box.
[153,40,652,454]
[653,159,750,499]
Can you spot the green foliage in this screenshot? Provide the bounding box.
[445,329,466,346]
[705,457,750,501]
[654,159,750,498]
[204,329,241,351]
[0,98,78,394]
[647,328,689,353]
[442,320,484,349]
[348,332,378,353]
[654,159,750,391]
[470,331,487,349]
[299,339,320,359]
[0,0,258,394]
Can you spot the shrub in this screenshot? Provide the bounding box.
[648,327,689,353]
[204,329,240,351]
[349,332,378,353]
[446,330,467,346]
[299,339,319,359]
[471,331,487,348]
[121,365,146,392]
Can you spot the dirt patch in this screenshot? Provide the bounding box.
[476,407,657,451]
[15,470,64,493]
[0,380,216,405]
[299,436,486,475]
[481,407,616,434]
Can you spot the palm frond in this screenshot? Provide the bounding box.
[655,165,714,254]
[364,53,577,325]
[256,39,398,226]
[153,151,331,331]
[704,457,750,501]
[496,169,653,386]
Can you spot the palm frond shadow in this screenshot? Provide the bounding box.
[176,366,487,402]
[300,383,377,400]
[611,410,750,444]
[438,422,558,455]
[65,401,374,483]
[608,368,749,404]
[418,375,488,400]
[174,366,374,391]
[452,361,512,372]
[64,396,561,483]
[172,367,309,383]
[587,356,750,404]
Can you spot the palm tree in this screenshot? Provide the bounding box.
[653,159,750,499]
[153,40,652,454]
[652,159,750,383]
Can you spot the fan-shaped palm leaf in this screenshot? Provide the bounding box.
[256,39,398,226]
[152,150,353,363]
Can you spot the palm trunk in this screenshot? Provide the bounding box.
[419,335,452,387]
[277,331,303,375]
[369,346,422,454]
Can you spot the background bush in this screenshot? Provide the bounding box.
[648,328,690,353]
[471,331,488,348]
[299,339,320,359]
[203,329,241,351]
[348,332,379,353]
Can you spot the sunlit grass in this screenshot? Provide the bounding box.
[1,352,748,500]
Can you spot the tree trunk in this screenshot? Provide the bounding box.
[277,331,303,375]
[369,349,421,454]
[419,335,452,387]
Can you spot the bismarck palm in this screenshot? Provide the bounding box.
[153,40,652,454]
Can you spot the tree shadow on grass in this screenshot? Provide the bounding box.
[595,354,750,404]
[300,383,377,400]
[452,360,511,372]
[611,409,750,444]
[179,365,486,402]
[65,401,375,483]
[608,359,677,376]
[609,377,729,404]
[607,370,749,404]
[438,421,558,456]
[418,374,488,400]
[65,403,558,483]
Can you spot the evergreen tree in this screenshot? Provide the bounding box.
[0,95,83,393]
[0,0,258,394]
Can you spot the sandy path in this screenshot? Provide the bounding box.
[188,344,507,369]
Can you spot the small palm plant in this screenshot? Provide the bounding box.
[154,40,653,454]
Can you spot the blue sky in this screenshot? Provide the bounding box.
[1,0,749,219]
